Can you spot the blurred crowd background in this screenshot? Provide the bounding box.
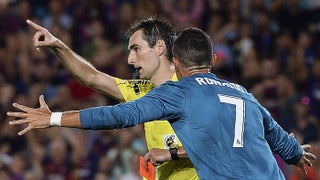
[0,0,320,179]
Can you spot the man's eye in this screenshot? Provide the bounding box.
[134,47,139,52]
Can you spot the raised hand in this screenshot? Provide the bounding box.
[297,144,317,175]
[7,95,52,135]
[26,19,59,50]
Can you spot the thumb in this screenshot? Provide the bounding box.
[39,95,49,109]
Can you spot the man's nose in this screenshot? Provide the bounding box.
[128,52,135,64]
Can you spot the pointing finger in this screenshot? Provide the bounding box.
[26,19,44,31]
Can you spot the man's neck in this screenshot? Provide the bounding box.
[150,64,175,87]
[187,67,210,76]
[177,66,210,79]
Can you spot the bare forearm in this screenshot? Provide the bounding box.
[60,110,82,128]
[52,40,98,85]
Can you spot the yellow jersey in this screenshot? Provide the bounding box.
[114,74,198,180]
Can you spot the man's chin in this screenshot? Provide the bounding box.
[139,75,146,80]
[139,74,150,80]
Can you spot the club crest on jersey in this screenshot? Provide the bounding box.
[164,134,178,149]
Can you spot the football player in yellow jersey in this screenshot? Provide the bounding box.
[26,16,198,179]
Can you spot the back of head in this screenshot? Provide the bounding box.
[173,27,213,68]
[126,16,176,62]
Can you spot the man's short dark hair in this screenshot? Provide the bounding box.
[173,27,213,68]
[126,16,176,62]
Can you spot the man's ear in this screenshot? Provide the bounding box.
[212,54,217,66]
[156,39,166,56]
[173,57,180,72]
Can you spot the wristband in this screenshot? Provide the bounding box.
[50,112,62,126]
[169,147,179,160]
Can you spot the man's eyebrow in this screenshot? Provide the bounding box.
[128,44,138,50]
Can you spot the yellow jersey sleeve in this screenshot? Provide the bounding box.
[115,75,198,180]
[114,77,153,102]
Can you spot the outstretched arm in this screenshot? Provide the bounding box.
[8,84,184,135]
[26,19,124,101]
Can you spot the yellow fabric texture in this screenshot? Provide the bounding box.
[114,74,198,180]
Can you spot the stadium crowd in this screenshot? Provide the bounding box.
[0,0,320,179]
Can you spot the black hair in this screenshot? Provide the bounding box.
[173,27,213,68]
[126,15,176,62]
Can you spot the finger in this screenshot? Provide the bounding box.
[154,160,163,166]
[305,152,317,161]
[33,31,46,47]
[298,162,307,175]
[18,125,33,135]
[150,159,160,167]
[302,165,307,175]
[26,19,44,31]
[33,31,42,44]
[7,111,29,118]
[304,157,312,167]
[149,158,155,166]
[144,154,150,169]
[9,119,30,125]
[12,103,33,112]
[301,144,311,150]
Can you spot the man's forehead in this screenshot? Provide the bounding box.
[129,30,144,42]
[128,30,148,48]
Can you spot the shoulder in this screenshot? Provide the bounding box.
[148,81,185,100]
[159,80,182,91]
